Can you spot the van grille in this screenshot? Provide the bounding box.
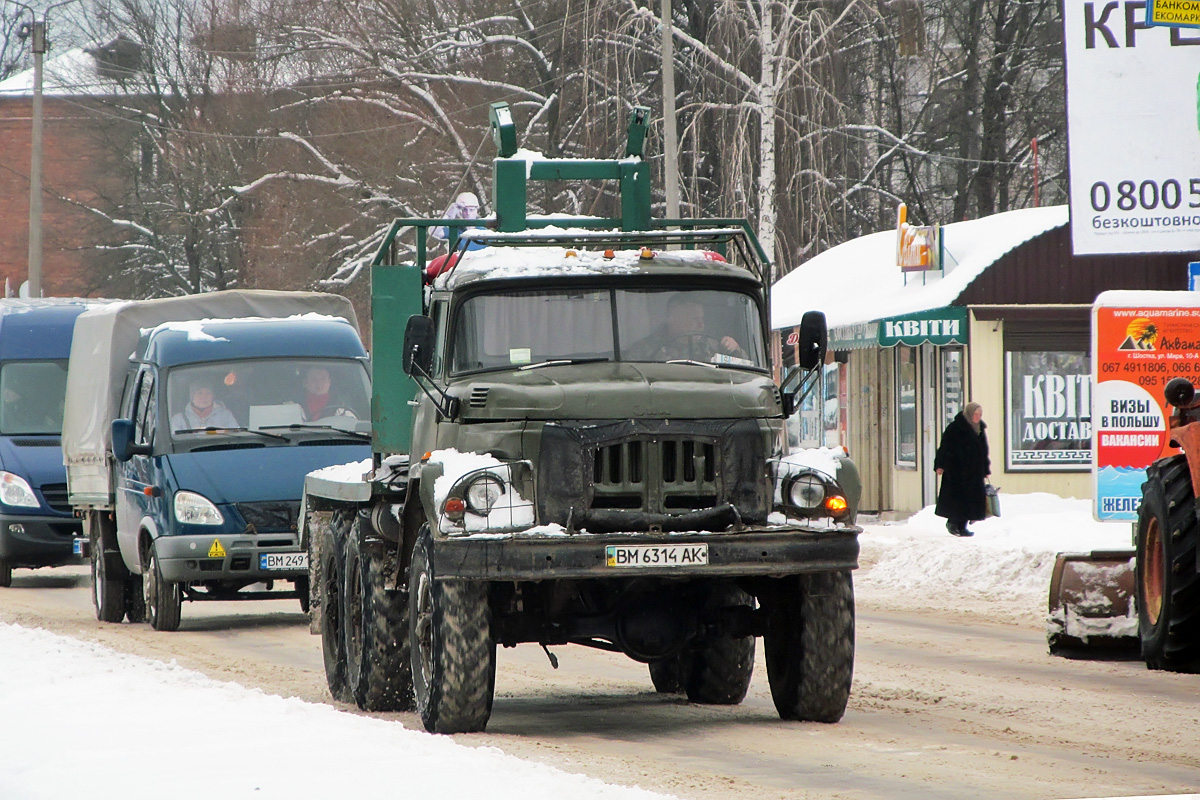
[39,483,71,514]
[236,502,299,532]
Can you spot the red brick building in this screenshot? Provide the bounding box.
[0,49,126,298]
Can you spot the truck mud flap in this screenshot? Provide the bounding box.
[1047,550,1138,656]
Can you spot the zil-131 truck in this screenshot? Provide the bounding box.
[301,103,862,732]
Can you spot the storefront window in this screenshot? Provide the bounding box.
[1005,350,1092,471]
[941,348,964,430]
[895,347,917,467]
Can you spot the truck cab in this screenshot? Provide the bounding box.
[0,300,99,586]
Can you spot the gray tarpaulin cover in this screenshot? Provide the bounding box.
[62,290,358,507]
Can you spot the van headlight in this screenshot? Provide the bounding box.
[0,471,39,508]
[174,491,224,525]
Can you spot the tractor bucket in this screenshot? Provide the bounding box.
[1047,550,1138,655]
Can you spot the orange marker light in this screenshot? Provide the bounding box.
[640,248,655,259]
[604,249,615,259]
[565,249,577,257]
[444,497,466,518]
[825,495,848,515]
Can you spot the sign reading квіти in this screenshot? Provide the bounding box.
[1064,1,1200,255]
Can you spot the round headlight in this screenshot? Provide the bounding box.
[788,474,825,509]
[465,474,505,515]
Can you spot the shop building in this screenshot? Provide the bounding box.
[772,205,1200,516]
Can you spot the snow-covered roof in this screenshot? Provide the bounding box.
[771,205,1069,331]
[0,47,120,97]
[437,242,752,290]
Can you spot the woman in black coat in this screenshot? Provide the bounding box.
[934,402,990,537]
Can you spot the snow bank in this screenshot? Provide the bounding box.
[0,623,675,800]
[857,492,1132,620]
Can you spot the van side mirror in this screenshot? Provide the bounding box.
[797,310,828,371]
[111,419,151,462]
[402,315,436,377]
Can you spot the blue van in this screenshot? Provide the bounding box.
[63,291,371,630]
[0,299,98,587]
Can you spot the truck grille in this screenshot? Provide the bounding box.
[537,419,769,529]
[591,439,718,512]
[39,483,72,514]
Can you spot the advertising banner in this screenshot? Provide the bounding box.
[1092,293,1200,521]
[1064,1,1200,255]
[1006,351,1092,471]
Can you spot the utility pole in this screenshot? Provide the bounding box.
[27,14,45,297]
[661,0,680,220]
[8,0,80,298]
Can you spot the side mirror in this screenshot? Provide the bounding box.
[111,419,150,462]
[797,310,828,371]
[402,315,436,377]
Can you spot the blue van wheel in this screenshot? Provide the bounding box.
[90,513,127,623]
[144,543,181,632]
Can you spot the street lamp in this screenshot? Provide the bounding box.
[6,0,80,298]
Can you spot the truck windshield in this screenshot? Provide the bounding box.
[167,358,370,443]
[0,360,68,435]
[451,288,765,373]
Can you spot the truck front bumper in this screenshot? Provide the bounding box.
[154,532,307,583]
[0,513,83,568]
[432,526,859,581]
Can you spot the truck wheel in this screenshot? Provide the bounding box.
[648,656,684,693]
[684,585,755,705]
[410,524,496,733]
[1137,456,1200,672]
[0,559,11,587]
[143,543,182,632]
[320,512,352,703]
[764,570,855,722]
[344,514,413,711]
[90,513,127,623]
[124,573,146,623]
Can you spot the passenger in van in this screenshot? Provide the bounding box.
[630,295,747,363]
[171,378,239,431]
[299,366,357,421]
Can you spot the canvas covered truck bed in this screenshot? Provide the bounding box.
[62,290,358,509]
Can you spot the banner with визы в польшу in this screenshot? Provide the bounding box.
[1091,293,1200,521]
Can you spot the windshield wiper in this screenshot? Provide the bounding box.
[175,426,290,442]
[664,359,719,369]
[519,357,611,371]
[259,423,371,441]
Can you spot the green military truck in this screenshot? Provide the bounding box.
[302,103,861,733]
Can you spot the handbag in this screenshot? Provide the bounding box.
[985,482,1001,518]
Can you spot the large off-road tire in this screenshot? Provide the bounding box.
[143,542,182,632]
[1137,456,1200,672]
[648,656,685,693]
[344,514,413,711]
[764,570,855,722]
[683,585,756,705]
[0,558,12,587]
[124,573,146,623]
[410,524,496,733]
[320,510,353,703]
[90,513,127,623]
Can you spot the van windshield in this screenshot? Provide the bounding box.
[0,360,69,435]
[450,288,765,374]
[167,358,370,444]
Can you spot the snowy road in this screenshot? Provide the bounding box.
[3,548,1199,799]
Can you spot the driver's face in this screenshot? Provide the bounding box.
[667,302,705,336]
[190,387,214,411]
[304,368,331,395]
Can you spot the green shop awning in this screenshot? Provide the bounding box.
[877,307,968,347]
